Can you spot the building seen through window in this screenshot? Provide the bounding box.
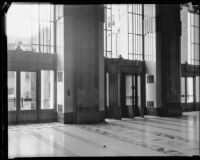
[7,3,55,53]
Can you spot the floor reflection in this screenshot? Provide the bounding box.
[8,111,199,157]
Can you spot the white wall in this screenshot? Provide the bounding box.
[145,61,157,108]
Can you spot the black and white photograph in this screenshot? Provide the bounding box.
[1,1,199,158]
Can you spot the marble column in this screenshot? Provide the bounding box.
[57,5,105,123]
[108,67,121,119]
[156,4,182,116]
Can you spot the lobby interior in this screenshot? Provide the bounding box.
[1,2,199,157]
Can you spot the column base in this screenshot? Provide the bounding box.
[146,104,182,117]
[57,107,105,124]
[181,103,200,112]
[77,110,105,124]
[146,107,163,116]
[162,103,182,117]
[57,112,76,124]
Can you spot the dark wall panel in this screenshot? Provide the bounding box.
[8,51,56,71]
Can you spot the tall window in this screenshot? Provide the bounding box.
[188,12,199,65]
[7,3,55,54]
[104,4,156,61]
[104,5,113,58]
[181,76,199,103]
[144,4,156,61]
[128,4,143,60]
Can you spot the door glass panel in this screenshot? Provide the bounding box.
[8,71,16,111]
[181,77,185,103]
[106,73,109,107]
[20,72,36,110]
[126,75,132,105]
[187,77,193,103]
[137,75,141,107]
[41,70,54,109]
[196,76,199,102]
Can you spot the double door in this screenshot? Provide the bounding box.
[122,74,141,117]
[8,70,56,124]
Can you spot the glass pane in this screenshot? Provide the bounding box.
[51,22,54,46]
[138,16,142,34]
[128,4,132,12]
[106,73,109,106]
[41,70,54,109]
[181,77,185,103]
[7,3,55,53]
[107,31,112,51]
[7,4,32,51]
[133,14,137,33]
[44,23,47,46]
[190,27,194,43]
[138,35,142,55]
[107,9,111,30]
[50,5,54,21]
[107,4,111,9]
[187,77,193,103]
[194,27,199,43]
[138,4,142,15]
[43,46,46,53]
[8,71,16,111]
[51,46,54,54]
[193,13,199,26]
[20,72,36,110]
[112,33,117,58]
[194,44,199,65]
[132,4,137,14]
[196,76,200,102]
[126,75,132,105]
[40,22,44,45]
[40,45,44,53]
[128,13,132,33]
[128,34,133,54]
[104,30,107,56]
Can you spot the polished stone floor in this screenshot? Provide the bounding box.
[8,111,199,157]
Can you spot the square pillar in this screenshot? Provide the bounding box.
[56,5,105,123]
[156,4,182,117]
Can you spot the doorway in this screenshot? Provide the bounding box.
[121,74,141,118]
[8,70,56,124]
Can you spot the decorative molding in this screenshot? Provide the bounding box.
[8,51,56,71]
[105,58,144,74]
[181,63,200,76]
